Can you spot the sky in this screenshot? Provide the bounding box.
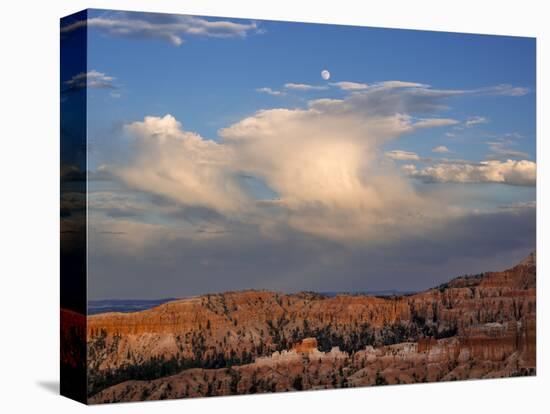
[61,9,536,300]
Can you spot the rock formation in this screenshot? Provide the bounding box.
[84,253,536,403]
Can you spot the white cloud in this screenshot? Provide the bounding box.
[111,85,461,243]
[385,150,421,161]
[65,70,115,90]
[358,80,527,99]
[503,132,525,139]
[476,84,529,97]
[445,132,456,138]
[218,101,453,241]
[256,87,286,96]
[271,79,528,110]
[465,116,488,127]
[486,140,530,160]
[111,114,249,214]
[103,80,532,245]
[375,80,429,89]
[330,80,523,97]
[305,90,460,118]
[432,145,451,153]
[413,118,459,128]
[284,83,329,91]
[404,159,536,186]
[334,80,528,98]
[61,13,258,46]
[330,81,369,91]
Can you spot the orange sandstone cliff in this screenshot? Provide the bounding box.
[85,253,536,403]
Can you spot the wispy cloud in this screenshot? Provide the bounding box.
[64,70,116,90]
[256,87,286,96]
[329,80,439,92]
[465,116,489,127]
[502,132,525,140]
[432,145,451,153]
[284,83,329,91]
[486,134,531,160]
[330,81,369,91]
[267,79,529,108]
[385,150,421,161]
[375,80,429,89]
[413,118,459,128]
[61,12,259,46]
[328,80,527,98]
[476,84,529,97]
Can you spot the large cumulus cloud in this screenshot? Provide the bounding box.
[103,86,464,243]
[114,115,249,215]
[87,81,535,298]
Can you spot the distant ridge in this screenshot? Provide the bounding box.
[88,252,536,315]
[88,298,178,315]
[319,289,417,297]
[87,291,417,315]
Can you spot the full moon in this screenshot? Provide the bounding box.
[321,69,331,80]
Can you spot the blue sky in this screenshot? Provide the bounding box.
[61,9,536,299]
[86,12,535,141]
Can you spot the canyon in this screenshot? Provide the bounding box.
[81,253,536,403]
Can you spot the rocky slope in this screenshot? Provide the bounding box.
[87,253,536,402]
[61,308,87,402]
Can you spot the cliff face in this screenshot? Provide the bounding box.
[61,308,86,369]
[90,319,535,403]
[88,292,411,337]
[86,253,536,402]
[61,308,87,403]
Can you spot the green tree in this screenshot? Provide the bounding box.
[293,375,303,391]
[375,371,388,386]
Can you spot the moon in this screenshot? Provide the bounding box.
[321,69,331,80]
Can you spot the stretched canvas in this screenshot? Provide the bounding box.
[60,9,537,404]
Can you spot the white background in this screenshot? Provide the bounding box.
[0,0,547,412]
